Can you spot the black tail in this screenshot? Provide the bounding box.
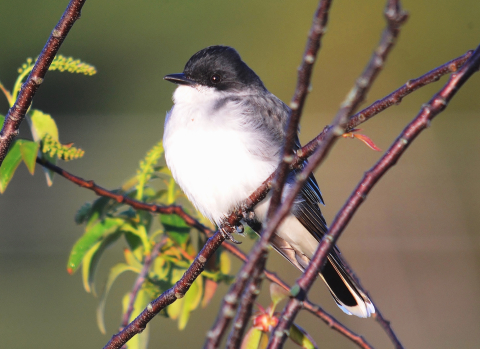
[320,253,375,318]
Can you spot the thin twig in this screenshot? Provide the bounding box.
[268,43,480,349]
[224,242,374,349]
[0,0,87,165]
[35,158,371,348]
[296,50,472,164]
[36,45,470,346]
[120,239,166,329]
[339,0,408,116]
[205,256,266,349]
[36,157,210,234]
[225,275,264,349]
[267,0,332,218]
[102,230,228,349]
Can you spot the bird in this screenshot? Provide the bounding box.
[162,45,375,318]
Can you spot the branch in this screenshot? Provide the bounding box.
[268,43,480,349]
[120,239,166,329]
[103,230,227,349]
[224,272,264,349]
[208,255,266,349]
[267,0,332,218]
[36,157,211,234]
[223,242,374,349]
[37,45,470,347]
[35,158,370,348]
[339,0,408,115]
[0,0,87,165]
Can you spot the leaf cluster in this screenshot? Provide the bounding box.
[0,55,93,192]
[70,140,233,348]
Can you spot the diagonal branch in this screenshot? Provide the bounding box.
[36,157,371,348]
[102,230,228,349]
[267,0,332,218]
[268,43,480,349]
[120,239,167,329]
[36,45,470,347]
[339,0,408,116]
[0,0,87,165]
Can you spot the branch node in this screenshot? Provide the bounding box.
[225,293,238,304]
[305,54,315,64]
[289,101,299,110]
[51,28,63,38]
[198,255,207,263]
[175,292,184,299]
[31,76,44,85]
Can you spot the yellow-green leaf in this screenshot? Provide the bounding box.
[18,139,39,175]
[124,248,144,271]
[0,140,22,193]
[178,275,203,330]
[67,218,123,274]
[220,250,231,275]
[160,214,191,245]
[29,109,58,141]
[289,323,318,349]
[82,231,122,295]
[97,263,137,334]
[166,269,186,320]
[241,328,269,349]
[122,289,151,349]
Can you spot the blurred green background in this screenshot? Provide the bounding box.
[1,0,480,348]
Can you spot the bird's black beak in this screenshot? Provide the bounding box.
[164,73,196,86]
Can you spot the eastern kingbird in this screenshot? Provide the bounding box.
[163,45,374,318]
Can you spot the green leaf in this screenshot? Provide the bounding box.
[122,289,151,349]
[241,328,269,349]
[67,218,123,274]
[288,324,318,349]
[18,139,39,175]
[220,250,231,275]
[75,202,92,224]
[166,268,203,330]
[28,109,59,185]
[166,269,186,321]
[160,214,191,245]
[178,274,203,330]
[121,223,151,255]
[81,231,122,295]
[124,248,144,271]
[28,109,58,141]
[136,141,164,200]
[0,140,22,193]
[97,263,138,334]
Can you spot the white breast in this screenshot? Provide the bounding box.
[163,85,279,225]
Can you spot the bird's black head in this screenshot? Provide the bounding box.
[164,46,266,92]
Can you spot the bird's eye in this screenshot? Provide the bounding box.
[210,74,221,84]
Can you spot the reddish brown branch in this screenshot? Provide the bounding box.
[204,255,267,349]
[339,0,408,116]
[36,157,211,234]
[223,242,373,349]
[120,239,166,329]
[225,267,265,349]
[268,43,480,349]
[267,0,332,218]
[0,0,87,165]
[35,157,370,348]
[103,230,227,349]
